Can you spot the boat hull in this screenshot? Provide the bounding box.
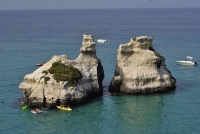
[97,39,106,43]
[36,62,45,66]
[177,61,196,65]
[36,64,43,66]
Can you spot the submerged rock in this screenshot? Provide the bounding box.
[108,36,176,94]
[19,35,104,107]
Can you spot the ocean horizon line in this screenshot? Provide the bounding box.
[0,7,200,11]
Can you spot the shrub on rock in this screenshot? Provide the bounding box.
[48,62,82,86]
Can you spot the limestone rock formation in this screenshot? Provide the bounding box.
[19,35,104,107]
[108,36,176,94]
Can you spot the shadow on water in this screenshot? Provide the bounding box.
[11,98,27,109]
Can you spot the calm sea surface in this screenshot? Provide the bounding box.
[0,8,200,134]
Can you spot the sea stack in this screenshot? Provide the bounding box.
[19,35,104,107]
[108,36,176,94]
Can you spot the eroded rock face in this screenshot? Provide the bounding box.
[108,36,176,94]
[19,35,104,107]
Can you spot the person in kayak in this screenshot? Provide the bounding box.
[66,105,70,108]
[35,108,41,114]
[21,99,25,106]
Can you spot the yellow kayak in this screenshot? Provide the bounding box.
[57,106,72,111]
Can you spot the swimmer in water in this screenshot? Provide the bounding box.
[21,99,24,106]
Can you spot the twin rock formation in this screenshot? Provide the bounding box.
[19,35,176,107]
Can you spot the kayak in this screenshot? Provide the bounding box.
[31,109,43,114]
[57,106,72,111]
[21,105,28,110]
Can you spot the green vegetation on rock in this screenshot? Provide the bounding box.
[42,70,48,75]
[48,62,82,86]
[40,76,50,84]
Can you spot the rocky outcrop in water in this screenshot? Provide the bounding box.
[108,36,176,94]
[19,35,104,107]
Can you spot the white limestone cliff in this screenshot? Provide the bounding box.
[108,36,176,94]
[19,35,104,107]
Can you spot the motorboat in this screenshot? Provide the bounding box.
[177,56,197,65]
[36,61,45,66]
[97,39,106,44]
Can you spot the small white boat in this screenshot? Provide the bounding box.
[36,61,45,67]
[31,109,43,114]
[177,56,197,65]
[97,39,106,44]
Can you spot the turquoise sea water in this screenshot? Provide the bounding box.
[0,8,200,133]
